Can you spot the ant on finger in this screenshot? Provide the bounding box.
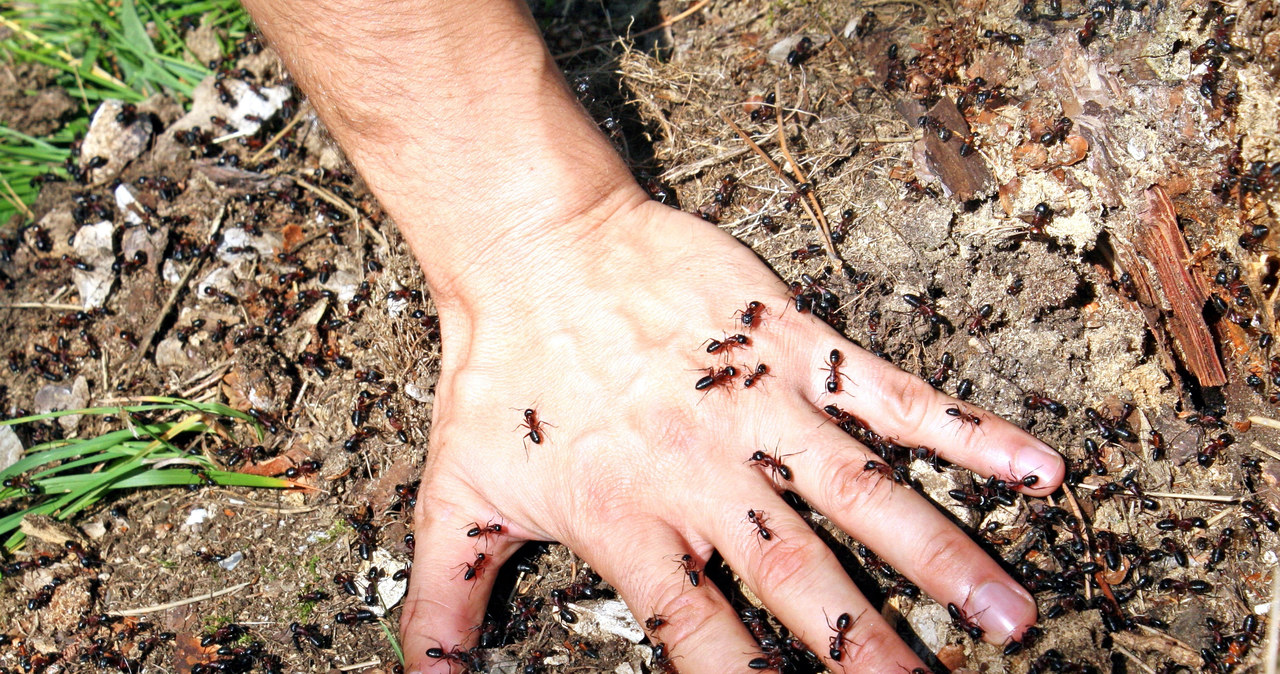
[516,408,554,456]
[747,446,800,482]
[822,349,852,393]
[733,300,768,329]
[826,609,863,661]
[945,404,983,429]
[671,553,701,587]
[746,509,777,543]
[742,362,772,389]
[466,519,504,539]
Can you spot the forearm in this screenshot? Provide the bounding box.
[240,0,645,306]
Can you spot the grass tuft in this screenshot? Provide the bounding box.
[0,396,294,551]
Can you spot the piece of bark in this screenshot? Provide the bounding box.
[894,97,995,202]
[1135,185,1227,387]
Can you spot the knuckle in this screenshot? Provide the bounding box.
[876,367,936,435]
[752,538,827,593]
[649,588,723,652]
[822,456,894,516]
[840,620,905,673]
[907,527,974,581]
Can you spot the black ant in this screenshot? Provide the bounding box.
[695,365,738,392]
[822,348,850,393]
[734,300,767,328]
[786,36,815,66]
[458,552,489,582]
[746,509,777,542]
[466,520,504,538]
[1156,514,1207,532]
[1023,392,1067,417]
[902,293,947,327]
[742,362,772,388]
[946,404,983,428]
[1040,117,1073,146]
[747,447,797,482]
[644,614,668,632]
[948,602,985,640]
[1197,433,1233,467]
[983,29,1025,46]
[1024,202,1053,236]
[826,610,860,660]
[673,553,701,587]
[790,243,824,261]
[705,333,750,356]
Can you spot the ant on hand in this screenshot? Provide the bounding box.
[466,519,504,539]
[945,404,983,429]
[948,601,985,640]
[747,446,799,482]
[825,609,862,661]
[457,552,489,582]
[704,333,750,357]
[695,365,738,392]
[671,553,701,587]
[746,509,777,543]
[822,348,851,393]
[742,362,772,389]
[516,408,554,455]
[734,300,768,329]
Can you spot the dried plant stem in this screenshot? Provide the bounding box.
[774,84,837,259]
[111,580,253,616]
[1072,482,1240,503]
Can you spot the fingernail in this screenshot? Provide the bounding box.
[969,581,1036,642]
[1011,441,1062,485]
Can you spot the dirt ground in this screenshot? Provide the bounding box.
[2,0,1280,672]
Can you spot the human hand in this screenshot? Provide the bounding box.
[398,189,1066,673]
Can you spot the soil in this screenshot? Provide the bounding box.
[2,0,1280,672]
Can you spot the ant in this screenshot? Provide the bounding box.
[518,408,551,447]
[1197,433,1233,467]
[734,300,768,328]
[695,365,738,391]
[705,333,750,356]
[747,447,797,482]
[1040,117,1074,146]
[1150,430,1167,461]
[644,614,668,632]
[790,243,824,261]
[786,35,815,66]
[902,293,946,327]
[746,509,777,542]
[290,622,331,651]
[927,352,955,388]
[966,305,993,336]
[864,459,912,487]
[466,520,504,538]
[945,404,983,428]
[822,349,850,393]
[343,427,375,452]
[1156,514,1207,532]
[1024,202,1054,236]
[982,29,1025,46]
[297,591,329,602]
[1023,392,1067,417]
[284,458,321,479]
[458,552,489,581]
[948,602,985,640]
[826,610,860,660]
[742,362,772,388]
[1156,577,1212,595]
[673,553,701,587]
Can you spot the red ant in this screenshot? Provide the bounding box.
[746,509,777,542]
[822,348,850,393]
[734,300,768,328]
[747,447,797,482]
[695,365,738,392]
[672,553,701,587]
[945,404,983,428]
[466,519,504,539]
[742,362,772,388]
[902,293,946,327]
[826,609,860,661]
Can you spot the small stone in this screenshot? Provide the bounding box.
[79,100,154,185]
[218,551,245,571]
[0,426,22,473]
[33,376,88,433]
[154,337,191,371]
[72,221,117,309]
